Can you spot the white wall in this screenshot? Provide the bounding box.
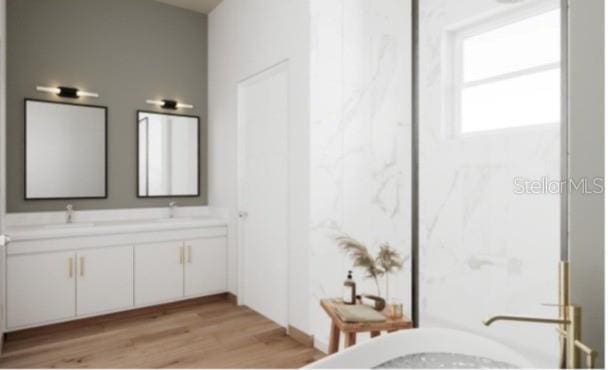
[309,0,412,351]
[208,0,311,332]
[569,0,605,367]
[209,0,411,342]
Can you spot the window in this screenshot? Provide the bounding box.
[446,4,561,135]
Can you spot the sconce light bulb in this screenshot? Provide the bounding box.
[77,90,100,98]
[36,86,61,94]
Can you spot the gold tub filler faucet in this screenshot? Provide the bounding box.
[483,262,597,369]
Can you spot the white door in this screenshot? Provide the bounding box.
[7,251,76,329]
[238,62,289,326]
[134,242,184,306]
[184,237,227,297]
[76,246,134,316]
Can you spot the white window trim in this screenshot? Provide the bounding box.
[442,0,561,138]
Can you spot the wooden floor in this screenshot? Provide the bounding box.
[0,295,324,369]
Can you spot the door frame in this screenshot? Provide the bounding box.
[0,4,7,352]
[0,11,6,237]
[236,60,290,327]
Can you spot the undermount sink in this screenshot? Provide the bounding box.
[43,223,96,229]
[154,217,194,223]
[34,218,210,230]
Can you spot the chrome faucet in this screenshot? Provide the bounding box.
[66,204,74,224]
[169,202,178,219]
[483,262,597,369]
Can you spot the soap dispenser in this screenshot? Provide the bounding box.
[343,270,356,305]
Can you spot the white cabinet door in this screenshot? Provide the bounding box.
[7,251,76,329]
[184,237,227,297]
[134,241,184,306]
[76,246,134,316]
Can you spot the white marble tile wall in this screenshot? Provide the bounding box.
[310,0,412,350]
[418,0,561,367]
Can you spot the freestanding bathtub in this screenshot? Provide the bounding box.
[305,328,534,369]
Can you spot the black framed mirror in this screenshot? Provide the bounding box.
[25,99,108,200]
[137,110,200,198]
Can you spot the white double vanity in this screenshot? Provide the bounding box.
[3,209,228,332]
[2,97,225,333]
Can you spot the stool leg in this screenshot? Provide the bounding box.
[371,331,381,338]
[344,332,357,348]
[329,323,340,354]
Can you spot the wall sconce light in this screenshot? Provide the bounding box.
[37,86,99,99]
[146,99,194,110]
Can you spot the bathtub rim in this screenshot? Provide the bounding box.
[305,327,536,369]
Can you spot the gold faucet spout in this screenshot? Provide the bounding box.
[483,263,597,369]
[483,315,570,326]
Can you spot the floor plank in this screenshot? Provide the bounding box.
[0,297,324,369]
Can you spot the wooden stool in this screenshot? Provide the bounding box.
[321,298,413,354]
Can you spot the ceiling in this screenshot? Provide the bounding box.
[156,0,223,14]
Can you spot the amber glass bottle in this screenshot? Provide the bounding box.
[342,271,356,305]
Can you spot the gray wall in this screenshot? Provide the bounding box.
[569,0,604,367]
[7,0,208,212]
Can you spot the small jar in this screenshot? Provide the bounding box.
[389,300,403,319]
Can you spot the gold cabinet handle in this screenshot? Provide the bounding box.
[79,256,85,277]
[187,246,192,263]
[179,246,184,265]
[68,257,74,278]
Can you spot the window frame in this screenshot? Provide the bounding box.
[443,0,562,138]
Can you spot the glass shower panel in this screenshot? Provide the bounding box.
[418,0,562,367]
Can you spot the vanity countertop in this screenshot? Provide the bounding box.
[6,217,228,242]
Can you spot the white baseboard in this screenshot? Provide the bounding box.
[314,338,329,354]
